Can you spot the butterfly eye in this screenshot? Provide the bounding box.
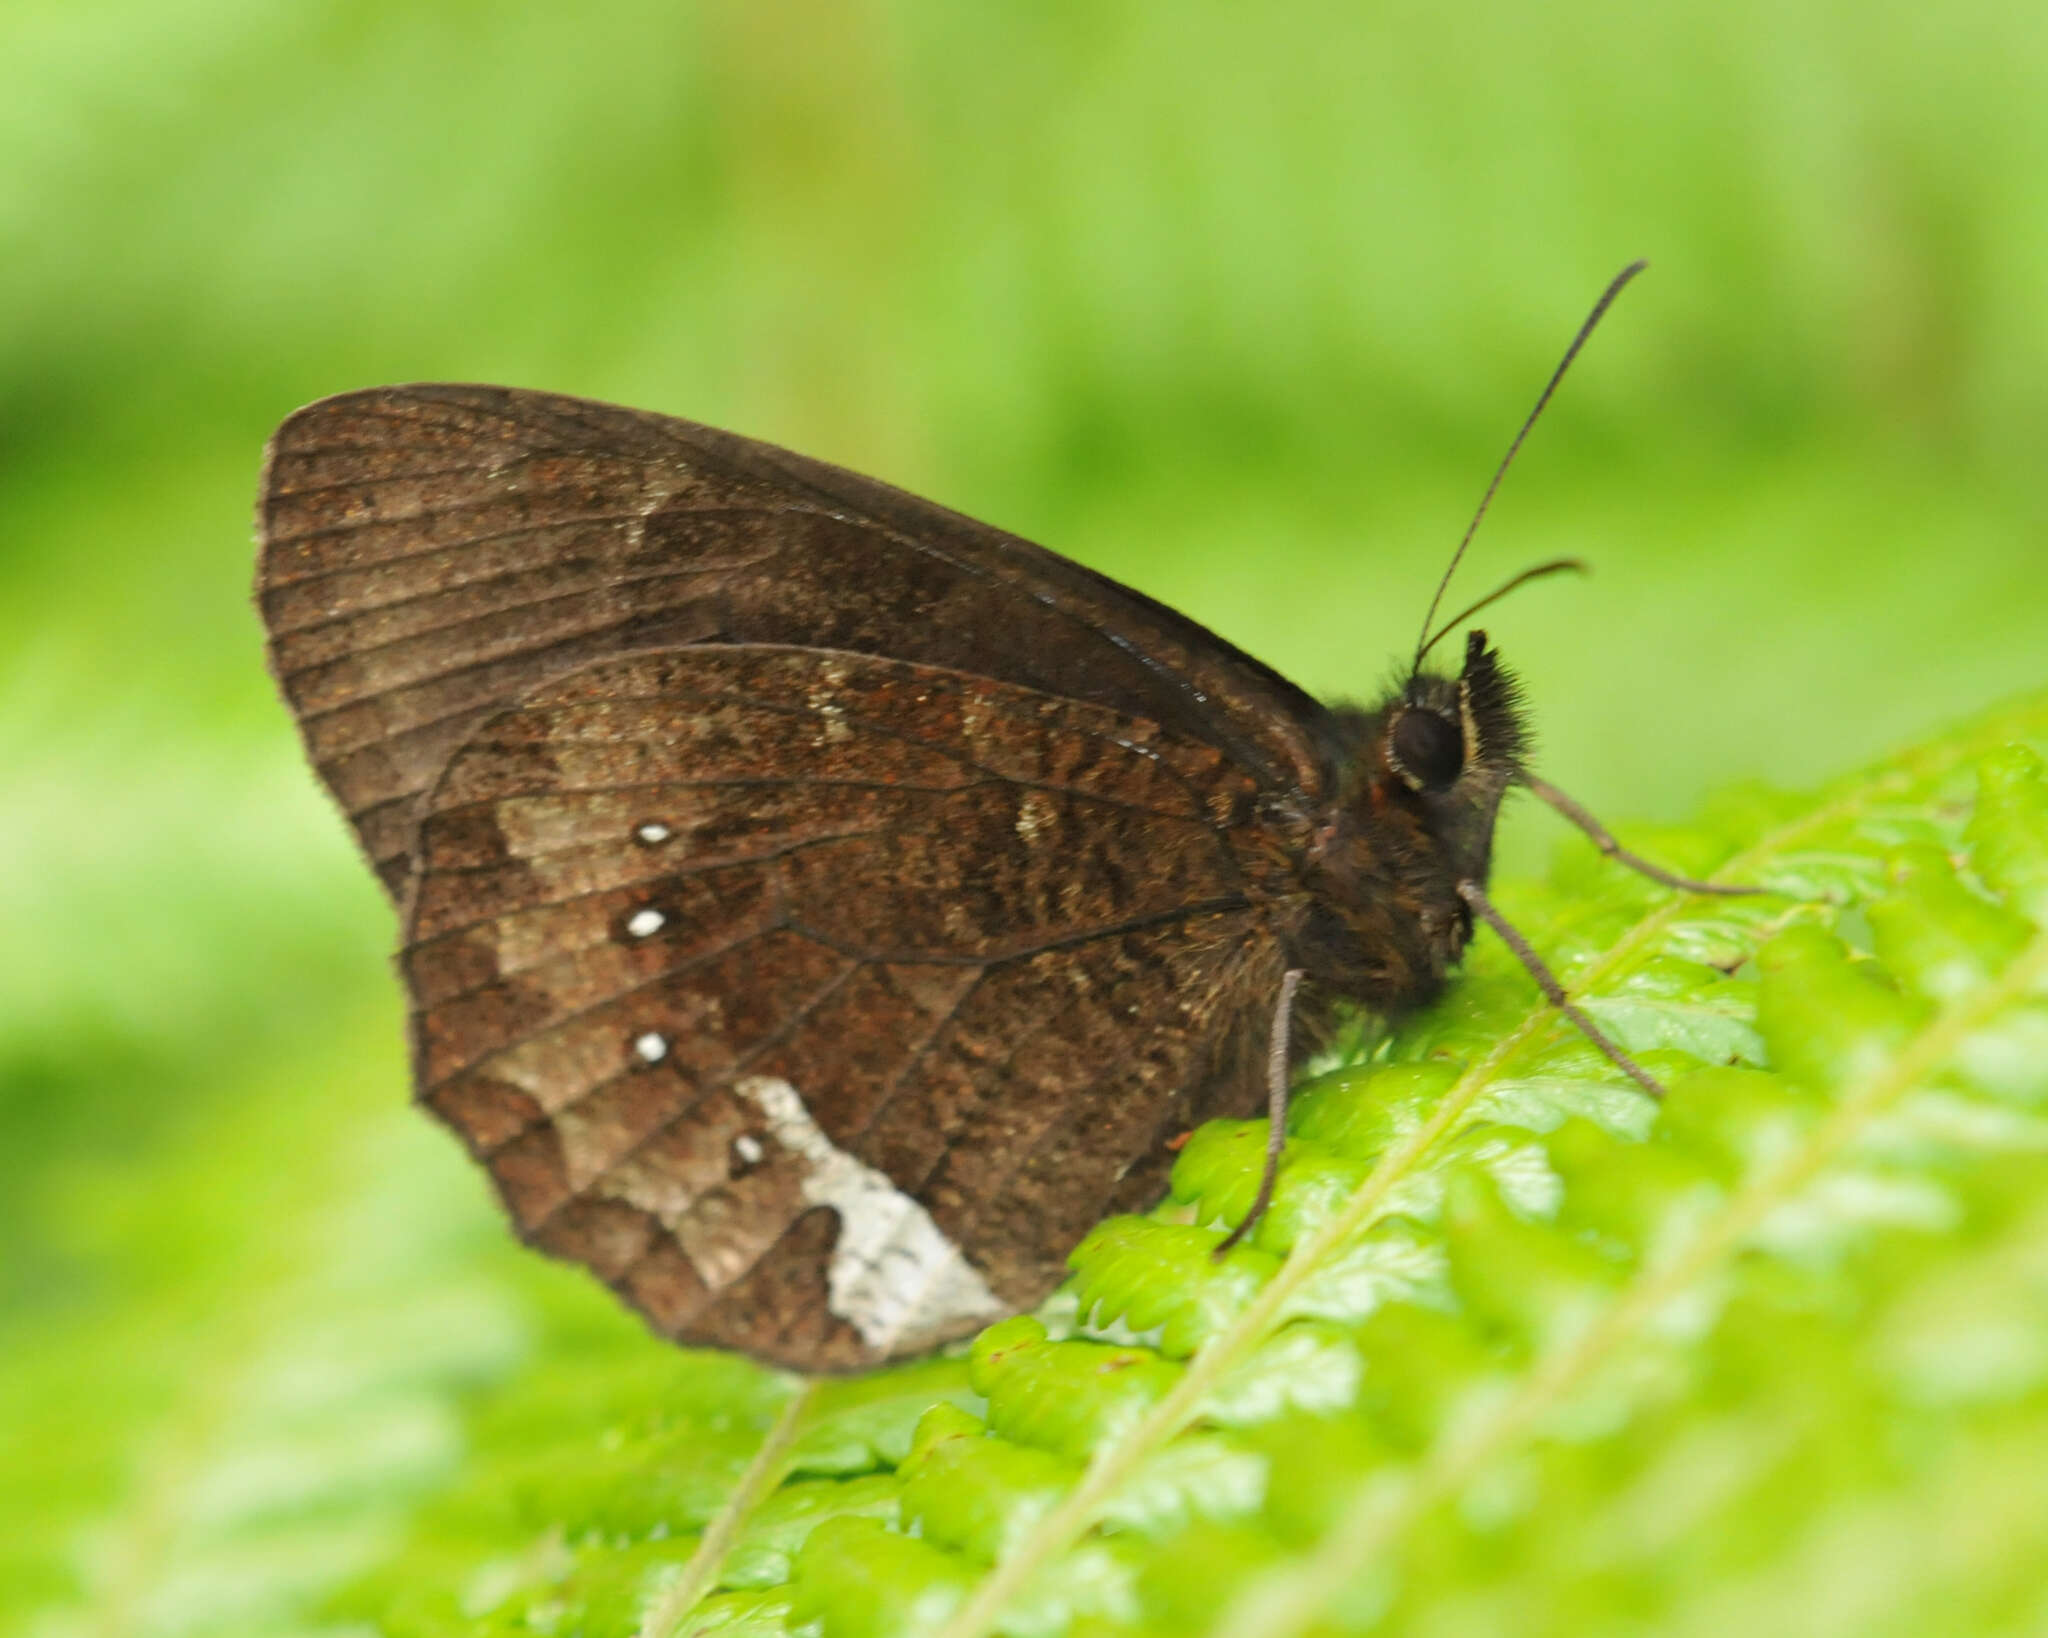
[1391,707,1465,792]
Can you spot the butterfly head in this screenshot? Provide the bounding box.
[1296,630,1530,1010]
[1386,630,1526,787]
[1379,627,1528,882]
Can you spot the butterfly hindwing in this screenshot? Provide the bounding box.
[404,645,1287,1369]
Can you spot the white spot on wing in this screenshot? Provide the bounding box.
[734,1133,765,1165]
[635,821,672,845]
[626,907,666,938]
[633,1031,670,1064]
[733,1075,1005,1352]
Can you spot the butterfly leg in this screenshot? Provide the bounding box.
[1456,879,1664,1097]
[1523,773,1762,897]
[1214,967,1306,1257]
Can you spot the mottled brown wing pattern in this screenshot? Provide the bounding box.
[256,385,1331,905]
[408,645,1292,1370]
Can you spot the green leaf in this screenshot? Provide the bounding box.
[1066,1218,1283,1357]
[787,1518,977,1638]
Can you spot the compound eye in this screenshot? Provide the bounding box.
[1391,707,1465,792]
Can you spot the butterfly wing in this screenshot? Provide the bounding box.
[256,385,1331,1370]
[408,644,1288,1369]
[256,385,1333,904]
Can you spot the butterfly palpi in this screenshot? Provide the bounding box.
[255,263,1748,1372]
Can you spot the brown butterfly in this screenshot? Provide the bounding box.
[255,263,1744,1372]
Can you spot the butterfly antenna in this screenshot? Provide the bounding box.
[1411,259,1649,676]
[1414,556,1588,667]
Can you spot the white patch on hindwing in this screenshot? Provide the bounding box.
[732,1074,1005,1352]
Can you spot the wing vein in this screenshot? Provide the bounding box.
[526,959,866,1234]
[264,504,795,591]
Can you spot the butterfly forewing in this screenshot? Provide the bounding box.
[257,385,1332,905]
[401,645,1291,1368]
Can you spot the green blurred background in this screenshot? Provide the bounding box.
[3,2,2043,1630]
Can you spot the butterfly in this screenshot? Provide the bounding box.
[255,263,1744,1372]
